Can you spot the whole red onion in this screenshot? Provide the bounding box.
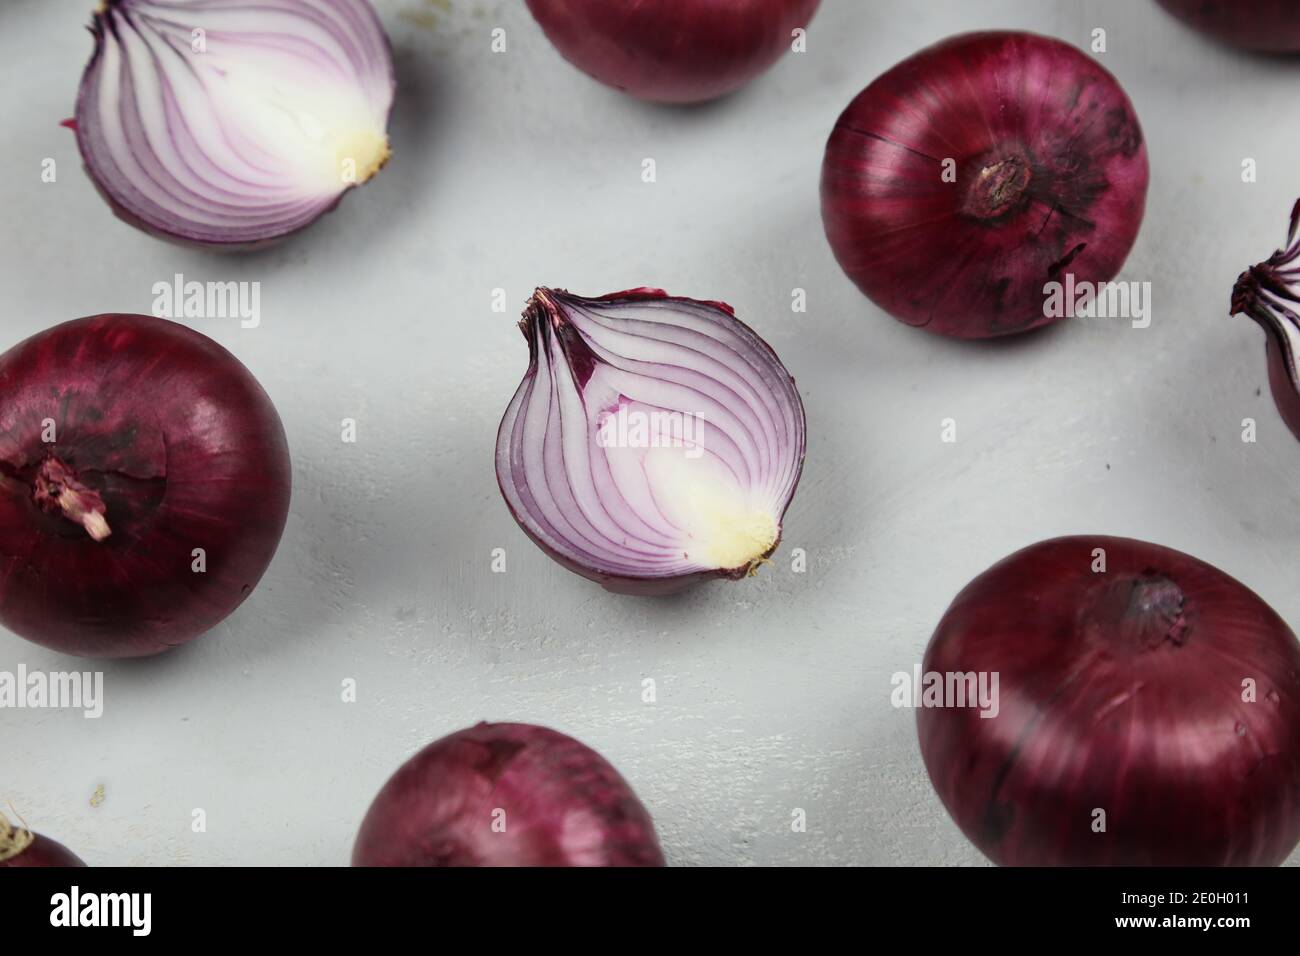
[0,815,87,867]
[821,31,1149,339]
[919,536,1300,866]
[525,0,821,103]
[0,315,291,658]
[1155,0,1300,52]
[353,722,665,866]
[1231,200,1300,442]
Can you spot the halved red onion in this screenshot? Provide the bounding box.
[1232,200,1300,442]
[73,0,395,248]
[495,288,805,595]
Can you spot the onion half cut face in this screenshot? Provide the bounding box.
[496,288,806,594]
[75,0,395,246]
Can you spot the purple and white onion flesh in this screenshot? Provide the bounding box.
[495,288,806,595]
[1232,200,1300,442]
[73,0,395,247]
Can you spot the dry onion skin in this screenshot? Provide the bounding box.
[524,0,822,104]
[0,315,292,658]
[352,722,665,867]
[1155,0,1300,52]
[820,31,1149,339]
[73,0,395,248]
[0,813,87,868]
[495,288,805,595]
[919,536,1300,866]
[1232,200,1300,442]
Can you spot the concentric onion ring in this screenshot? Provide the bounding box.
[74,0,395,247]
[496,288,806,595]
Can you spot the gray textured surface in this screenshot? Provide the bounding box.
[2,0,1299,866]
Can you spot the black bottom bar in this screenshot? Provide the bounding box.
[1,866,1288,942]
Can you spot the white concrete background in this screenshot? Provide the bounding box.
[2,0,1299,866]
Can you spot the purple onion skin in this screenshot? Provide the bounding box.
[0,833,88,868]
[1155,0,1300,52]
[525,0,820,104]
[1261,333,1300,441]
[919,536,1300,866]
[0,315,291,658]
[353,723,666,867]
[821,31,1149,339]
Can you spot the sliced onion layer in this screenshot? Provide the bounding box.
[74,0,395,247]
[1232,200,1300,441]
[496,288,806,595]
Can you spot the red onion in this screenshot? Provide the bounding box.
[0,315,291,658]
[820,31,1149,339]
[918,536,1300,866]
[0,814,87,868]
[1155,0,1300,52]
[495,287,805,595]
[73,0,395,248]
[524,0,821,104]
[353,722,665,867]
[1231,200,1300,442]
